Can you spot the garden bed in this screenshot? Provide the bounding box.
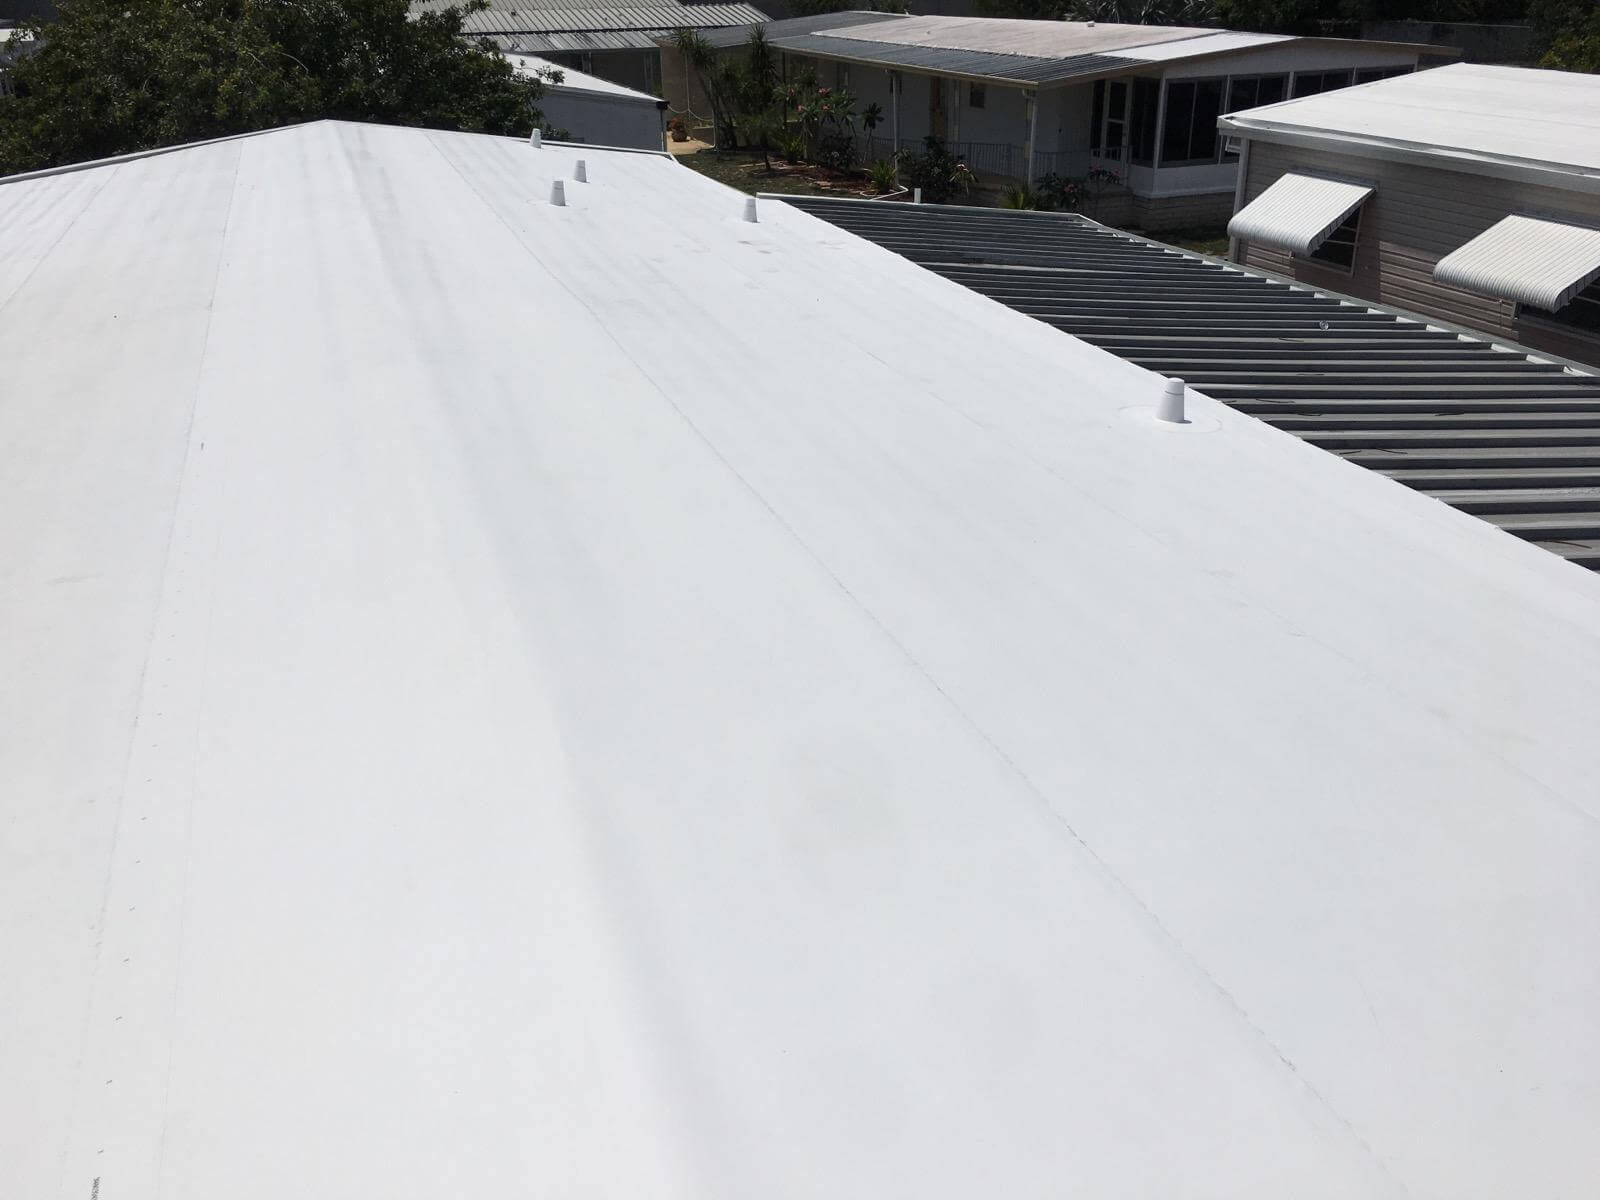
[676,149,882,199]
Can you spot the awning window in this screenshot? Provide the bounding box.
[1434,215,1600,312]
[1227,172,1373,257]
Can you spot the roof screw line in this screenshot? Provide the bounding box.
[1157,377,1187,424]
[743,197,758,223]
[575,159,588,183]
[551,179,566,207]
[529,128,542,149]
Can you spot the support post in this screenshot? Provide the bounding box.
[891,70,901,165]
[1024,90,1038,187]
[1227,135,1251,262]
[949,77,961,149]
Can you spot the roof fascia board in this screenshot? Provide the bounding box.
[1218,118,1600,197]
[769,40,1151,90]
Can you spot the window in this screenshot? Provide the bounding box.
[1355,65,1412,84]
[1090,79,1128,160]
[1221,74,1286,160]
[968,83,986,109]
[1104,80,1127,160]
[1293,70,1353,98]
[1301,207,1362,270]
[1225,73,1287,114]
[1129,77,1160,166]
[1159,78,1224,166]
[1525,279,1600,333]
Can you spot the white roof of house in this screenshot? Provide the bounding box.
[4,120,1600,1199]
[1221,62,1600,187]
[814,15,1216,57]
[768,16,1430,90]
[506,50,661,104]
[1116,28,1289,61]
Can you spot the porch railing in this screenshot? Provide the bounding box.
[849,134,1097,183]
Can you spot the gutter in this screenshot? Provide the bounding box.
[1216,115,1600,197]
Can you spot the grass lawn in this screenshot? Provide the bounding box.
[1141,224,1231,257]
[675,148,876,199]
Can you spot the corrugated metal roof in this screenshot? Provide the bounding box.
[772,32,1136,86]
[1434,214,1600,312]
[494,28,679,50]
[696,8,905,50]
[1226,172,1372,257]
[414,0,766,36]
[1220,63,1600,185]
[779,194,1600,569]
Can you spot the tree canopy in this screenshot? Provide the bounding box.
[0,0,544,176]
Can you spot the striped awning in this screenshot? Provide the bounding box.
[1227,172,1373,257]
[1434,214,1600,312]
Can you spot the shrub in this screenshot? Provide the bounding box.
[815,130,857,172]
[896,137,973,205]
[868,158,899,194]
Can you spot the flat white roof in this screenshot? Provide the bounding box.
[816,15,1216,57]
[4,120,1600,1199]
[1221,62,1600,186]
[506,50,662,104]
[1116,28,1289,61]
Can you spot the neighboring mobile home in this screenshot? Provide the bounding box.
[672,13,1437,229]
[510,52,668,151]
[410,0,769,93]
[1221,63,1600,366]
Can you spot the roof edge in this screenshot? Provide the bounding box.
[0,121,314,188]
[1217,115,1600,196]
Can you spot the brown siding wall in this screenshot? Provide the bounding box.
[1237,139,1600,367]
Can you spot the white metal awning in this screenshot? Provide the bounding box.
[1434,214,1600,311]
[1227,172,1373,256]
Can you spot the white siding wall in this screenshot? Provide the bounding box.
[541,93,665,152]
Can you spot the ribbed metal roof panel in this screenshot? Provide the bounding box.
[698,10,905,50]
[769,33,1136,86]
[416,0,767,36]
[1227,171,1372,257]
[1434,214,1600,312]
[777,194,1600,569]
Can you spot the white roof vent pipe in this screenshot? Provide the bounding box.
[575,159,588,183]
[550,179,566,207]
[530,127,542,149]
[1157,377,1186,424]
[743,197,758,223]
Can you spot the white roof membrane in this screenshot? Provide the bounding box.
[1221,62,1600,183]
[2,121,1600,1200]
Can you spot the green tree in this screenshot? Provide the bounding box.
[0,0,544,176]
[1531,0,1600,71]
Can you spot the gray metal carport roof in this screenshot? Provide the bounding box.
[778,195,1600,570]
